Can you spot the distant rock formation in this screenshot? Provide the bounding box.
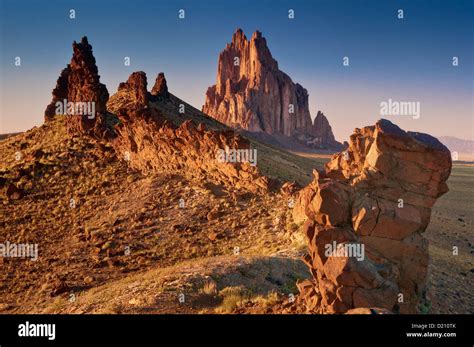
[294,119,452,313]
[310,111,338,145]
[44,36,109,135]
[203,29,341,149]
[295,111,340,148]
[438,136,474,161]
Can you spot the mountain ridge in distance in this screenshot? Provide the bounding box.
[438,136,474,160]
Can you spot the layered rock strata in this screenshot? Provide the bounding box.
[203,29,340,149]
[294,119,452,313]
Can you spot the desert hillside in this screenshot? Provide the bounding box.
[1,117,472,314]
[0,36,471,316]
[0,116,315,313]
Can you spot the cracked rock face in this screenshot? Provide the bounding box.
[294,119,452,313]
[111,71,150,110]
[202,29,340,149]
[118,71,149,106]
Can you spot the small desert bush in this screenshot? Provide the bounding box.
[200,278,218,296]
[419,300,432,314]
[251,291,280,308]
[216,286,251,313]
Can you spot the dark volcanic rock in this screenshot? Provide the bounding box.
[112,108,269,194]
[108,71,270,193]
[108,72,150,113]
[117,71,149,107]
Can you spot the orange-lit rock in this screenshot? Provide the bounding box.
[295,119,452,313]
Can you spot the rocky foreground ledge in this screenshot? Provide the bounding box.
[294,119,452,313]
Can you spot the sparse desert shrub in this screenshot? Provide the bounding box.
[216,286,251,313]
[200,278,218,296]
[252,291,280,308]
[419,300,432,314]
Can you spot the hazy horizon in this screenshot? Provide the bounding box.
[1,0,472,142]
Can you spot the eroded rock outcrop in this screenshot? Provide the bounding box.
[203,29,340,149]
[294,119,452,313]
[108,71,149,111]
[151,72,169,99]
[44,36,109,135]
[44,67,70,122]
[108,71,169,111]
[308,111,339,147]
[292,111,341,149]
[110,72,269,193]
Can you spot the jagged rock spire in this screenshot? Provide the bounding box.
[44,36,109,134]
[118,71,149,106]
[151,72,169,99]
[202,29,339,149]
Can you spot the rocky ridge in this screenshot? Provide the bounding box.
[43,36,270,194]
[108,70,270,193]
[1,37,307,313]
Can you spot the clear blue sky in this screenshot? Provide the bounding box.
[1,0,472,141]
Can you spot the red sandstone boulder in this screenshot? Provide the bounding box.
[294,119,452,314]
